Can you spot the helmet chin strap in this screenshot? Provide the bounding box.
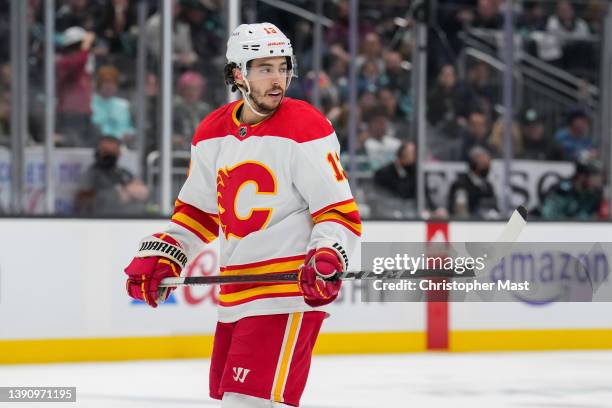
[238,78,271,118]
[237,71,293,119]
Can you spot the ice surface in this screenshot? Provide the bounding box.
[0,351,611,407]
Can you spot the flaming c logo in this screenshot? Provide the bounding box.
[217,161,277,239]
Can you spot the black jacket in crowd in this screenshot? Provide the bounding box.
[447,172,498,216]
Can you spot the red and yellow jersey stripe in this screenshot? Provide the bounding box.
[171,199,220,244]
[272,312,303,403]
[218,255,305,307]
[311,198,362,237]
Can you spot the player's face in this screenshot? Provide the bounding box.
[245,57,289,113]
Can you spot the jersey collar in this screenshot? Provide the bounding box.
[231,99,279,128]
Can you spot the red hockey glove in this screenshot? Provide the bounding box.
[298,247,345,307]
[124,233,187,308]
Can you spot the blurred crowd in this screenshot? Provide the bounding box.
[0,0,224,215]
[0,0,609,220]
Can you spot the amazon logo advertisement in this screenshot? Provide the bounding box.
[487,245,611,305]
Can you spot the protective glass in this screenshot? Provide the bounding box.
[243,55,298,83]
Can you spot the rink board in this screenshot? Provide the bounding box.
[0,219,611,363]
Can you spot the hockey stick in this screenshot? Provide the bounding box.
[159,206,527,287]
[160,269,477,286]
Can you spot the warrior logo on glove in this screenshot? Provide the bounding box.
[124,233,184,308]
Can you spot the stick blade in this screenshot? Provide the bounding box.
[496,206,528,243]
[516,205,527,221]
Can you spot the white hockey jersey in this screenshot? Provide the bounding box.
[165,97,362,323]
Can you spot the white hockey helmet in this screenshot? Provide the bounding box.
[226,23,297,80]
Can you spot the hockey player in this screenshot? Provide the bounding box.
[124,23,361,407]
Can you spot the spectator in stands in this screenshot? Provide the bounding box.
[546,0,591,40]
[91,65,135,145]
[357,32,384,71]
[554,107,594,161]
[427,64,469,135]
[56,27,96,147]
[540,158,603,220]
[325,54,349,102]
[518,109,562,161]
[75,136,149,216]
[380,51,412,115]
[96,0,137,56]
[463,61,497,117]
[381,52,410,93]
[448,146,498,219]
[326,0,351,50]
[0,92,9,147]
[378,87,400,121]
[472,0,504,30]
[374,141,416,199]
[55,0,97,32]
[585,0,609,35]
[358,59,382,96]
[364,107,401,171]
[489,116,522,158]
[173,71,212,150]
[460,111,497,161]
[378,87,410,138]
[145,0,197,69]
[327,42,351,73]
[304,71,338,112]
[358,91,378,121]
[518,3,557,61]
[437,0,477,58]
[326,0,377,65]
[180,0,224,64]
[547,0,594,76]
[517,1,547,33]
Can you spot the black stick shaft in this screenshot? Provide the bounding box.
[160,269,474,287]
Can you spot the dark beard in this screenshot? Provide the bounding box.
[250,89,283,114]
